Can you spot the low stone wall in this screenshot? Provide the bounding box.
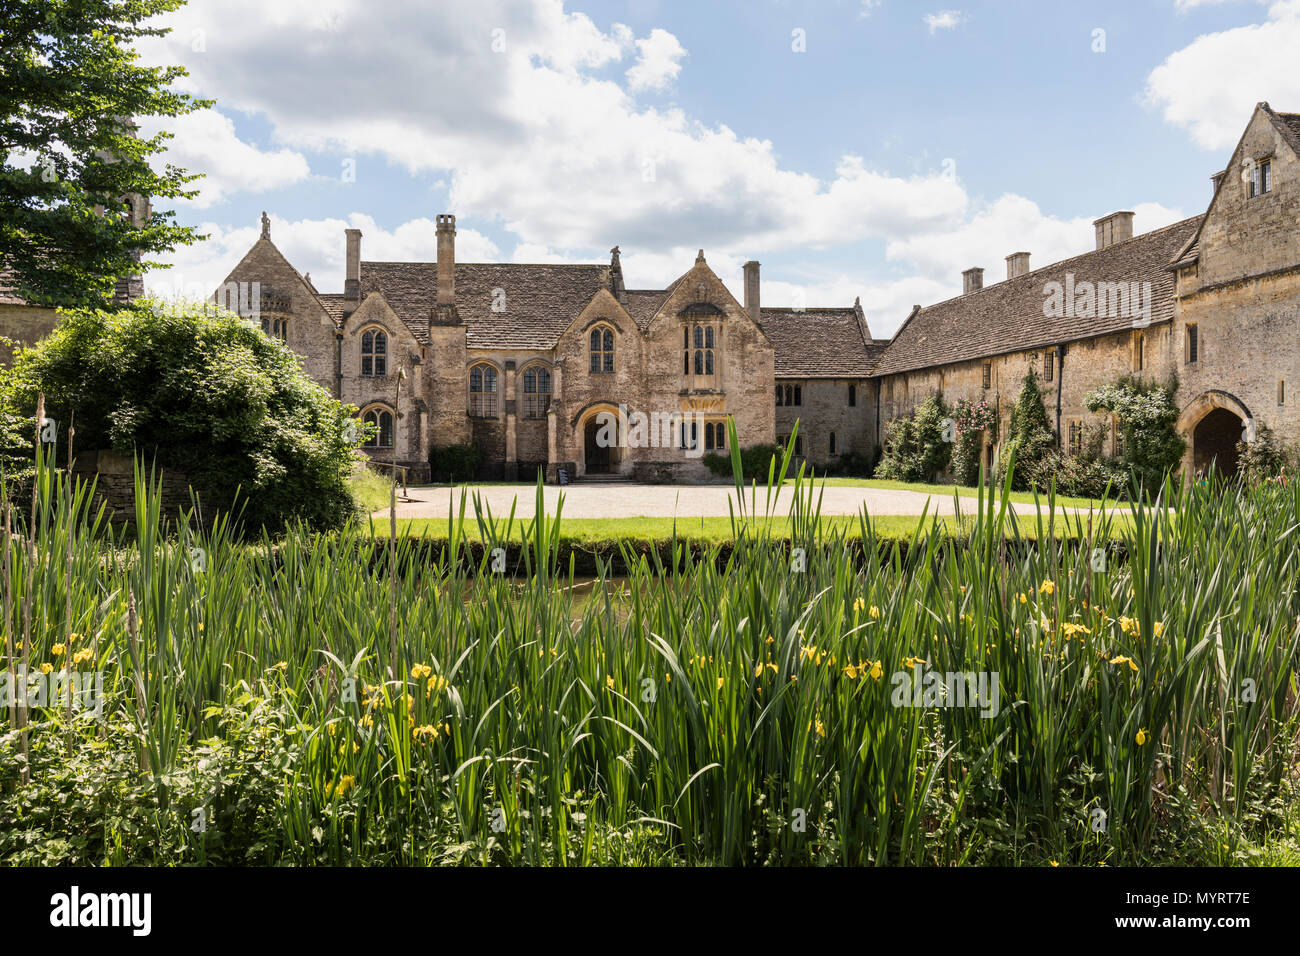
[71,450,196,523]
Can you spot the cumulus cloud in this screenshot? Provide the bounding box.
[136,109,312,208]
[1145,0,1300,149]
[626,29,687,91]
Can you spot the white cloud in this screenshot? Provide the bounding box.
[146,213,499,300]
[1144,0,1300,149]
[923,10,966,33]
[1174,0,1245,12]
[136,109,312,208]
[626,28,687,92]
[134,1,1188,338]
[859,0,883,18]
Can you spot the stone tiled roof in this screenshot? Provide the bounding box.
[360,261,610,348]
[316,293,352,326]
[1264,103,1300,155]
[622,289,671,329]
[760,306,882,377]
[872,216,1201,377]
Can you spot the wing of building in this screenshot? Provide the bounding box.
[212,101,1299,482]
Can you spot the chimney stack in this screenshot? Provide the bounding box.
[436,214,456,306]
[344,228,362,299]
[962,267,984,295]
[1093,211,1134,251]
[743,260,760,321]
[1005,251,1030,281]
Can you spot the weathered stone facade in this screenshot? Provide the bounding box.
[208,102,1298,485]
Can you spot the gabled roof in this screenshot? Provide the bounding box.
[872,216,1200,377]
[760,306,884,377]
[360,261,611,349]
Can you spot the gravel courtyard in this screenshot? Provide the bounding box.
[375,482,1074,520]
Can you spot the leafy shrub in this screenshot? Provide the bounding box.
[429,443,483,483]
[1024,449,1128,499]
[0,299,359,533]
[950,398,997,486]
[1237,425,1292,485]
[875,393,950,483]
[1085,376,1185,492]
[703,443,789,481]
[997,372,1055,491]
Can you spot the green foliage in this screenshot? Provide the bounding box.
[0,298,360,533]
[0,0,210,309]
[875,393,951,483]
[1024,449,1128,499]
[949,398,997,486]
[703,443,789,481]
[1236,425,1293,485]
[997,371,1055,490]
[430,443,483,483]
[3,456,1299,866]
[1085,376,1185,492]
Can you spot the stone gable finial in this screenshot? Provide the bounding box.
[696,249,705,264]
[261,211,271,239]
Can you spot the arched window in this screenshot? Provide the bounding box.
[522,365,552,419]
[362,406,394,449]
[469,364,498,418]
[590,326,614,373]
[704,421,727,451]
[361,328,387,376]
[684,324,716,379]
[261,316,288,342]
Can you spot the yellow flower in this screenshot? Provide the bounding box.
[272,661,287,672]
[1050,860,1059,867]
[755,663,764,677]
[1019,593,1028,604]
[197,622,204,632]
[869,606,881,619]
[606,674,615,690]
[1062,622,1091,638]
[68,632,79,644]
[1039,580,1055,596]
[413,724,439,743]
[765,635,774,644]
[72,648,94,664]
[331,775,355,798]
[869,660,883,680]
[1109,655,1139,673]
[853,598,866,613]
[1135,728,1149,746]
[51,643,65,656]
[411,663,432,680]
[40,662,53,674]
[1119,616,1139,636]
[843,663,859,680]
[327,722,338,737]
[665,673,671,683]
[716,676,725,690]
[1152,622,1165,637]
[902,656,927,669]
[809,718,826,738]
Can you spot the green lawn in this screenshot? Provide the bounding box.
[381,510,1131,544]
[801,476,1107,510]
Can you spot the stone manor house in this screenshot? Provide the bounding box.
[212,102,1299,483]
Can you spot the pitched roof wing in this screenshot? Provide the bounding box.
[872,216,1200,376]
[760,306,883,377]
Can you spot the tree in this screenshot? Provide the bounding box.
[0,299,363,533]
[997,371,1055,490]
[0,0,209,309]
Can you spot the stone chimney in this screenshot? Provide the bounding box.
[1093,211,1134,251]
[1005,252,1030,280]
[436,214,456,306]
[344,228,362,299]
[743,260,760,322]
[962,267,984,295]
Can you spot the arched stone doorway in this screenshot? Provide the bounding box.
[1192,408,1242,477]
[1177,390,1253,480]
[576,404,625,477]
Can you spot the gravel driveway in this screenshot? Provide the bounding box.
[375,482,1072,520]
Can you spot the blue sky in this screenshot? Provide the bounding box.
[138,0,1300,335]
